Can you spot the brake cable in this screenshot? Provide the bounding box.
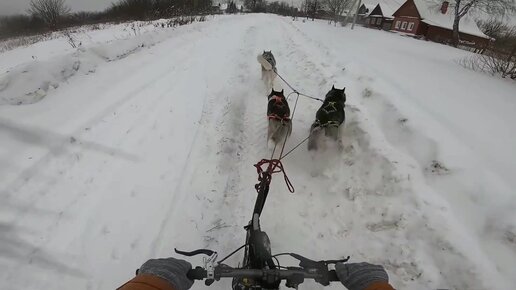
[217,244,247,264]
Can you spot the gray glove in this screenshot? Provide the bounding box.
[335,262,389,290]
[138,258,194,290]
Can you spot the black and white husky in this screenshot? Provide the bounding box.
[257,51,277,90]
[308,86,346,150]
[267,89,292,145]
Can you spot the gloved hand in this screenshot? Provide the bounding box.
[335,262,389,290]
[138,258,194,290]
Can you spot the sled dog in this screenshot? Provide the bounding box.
[308,85,346,150]
[267,89,292,145]
[257,51,277,90]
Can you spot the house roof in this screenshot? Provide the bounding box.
[411,0,489,38]
[358,3,376,15]
[363,0,404,18]
[363,3,377,11]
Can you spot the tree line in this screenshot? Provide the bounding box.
[0,0,214,39]
[243,0,298,16]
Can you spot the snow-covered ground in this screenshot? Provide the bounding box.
[1,14,515,290]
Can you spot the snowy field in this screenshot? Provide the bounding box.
[1,14,515,290]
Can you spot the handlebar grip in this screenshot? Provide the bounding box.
[328,270,340,282]
[187,267,207,280]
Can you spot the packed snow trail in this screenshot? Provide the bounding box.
[1,14,516,290]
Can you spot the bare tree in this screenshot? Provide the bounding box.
[448,0,516,47]
[302,0,309,18]
[324,0,353,25]
[28,0,70,29]
[478,18,508,38]
[306,0,319,20]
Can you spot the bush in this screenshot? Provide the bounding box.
[460,52,516,79]
[105,0,213,21]
[0,15,46,39]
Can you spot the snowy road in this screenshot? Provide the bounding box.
[1,15,515,290]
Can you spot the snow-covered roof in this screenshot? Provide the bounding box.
[363,0,404,18]
[358,3,376,16]
[412,0,488,38]
[363,3,377,11]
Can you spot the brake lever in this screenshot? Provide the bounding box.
[322,256,351,265]
[175,248,217,257]
[289,253,324,268]
[289,253,350,267]
[176,248,218,286]
[204,252,218,285]
[289,253,350,286]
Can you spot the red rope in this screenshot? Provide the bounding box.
[254,159,295,193]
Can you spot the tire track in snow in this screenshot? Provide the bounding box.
[148,17,267,259]
[198,24,265,263]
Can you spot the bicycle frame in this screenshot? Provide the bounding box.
[232,171,280,290]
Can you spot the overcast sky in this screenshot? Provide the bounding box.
[0,0,114,15]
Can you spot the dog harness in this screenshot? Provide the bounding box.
[321,102,338,114]
[268,114,291,122]
[268,95,290,122]
[313,119,340,128]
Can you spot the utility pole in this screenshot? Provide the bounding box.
[351,0,362,30]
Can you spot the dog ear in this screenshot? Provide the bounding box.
[281,89,284,94]
[343,87,346,92]
[332,85,335,90]
[271,88,275,94]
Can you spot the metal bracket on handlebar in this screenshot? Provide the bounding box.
[204,252,218,282]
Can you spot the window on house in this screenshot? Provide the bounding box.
[376,18,382,25]
[402,21,408,30]
[408,22,414,31]
[395,20,401,29]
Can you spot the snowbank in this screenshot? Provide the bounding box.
[0,19,210,105]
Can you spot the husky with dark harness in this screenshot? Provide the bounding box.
[267,89,292,145]
[308,86,346,150]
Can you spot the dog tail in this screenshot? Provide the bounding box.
[257,54,273,70]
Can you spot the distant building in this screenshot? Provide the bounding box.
[357,3,376,24]
[391,0,490,48]
[359,0,401,30]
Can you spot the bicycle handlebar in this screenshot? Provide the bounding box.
[187,265,340,286]
[175,248,349,287]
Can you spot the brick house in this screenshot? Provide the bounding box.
[391,0,490,48]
